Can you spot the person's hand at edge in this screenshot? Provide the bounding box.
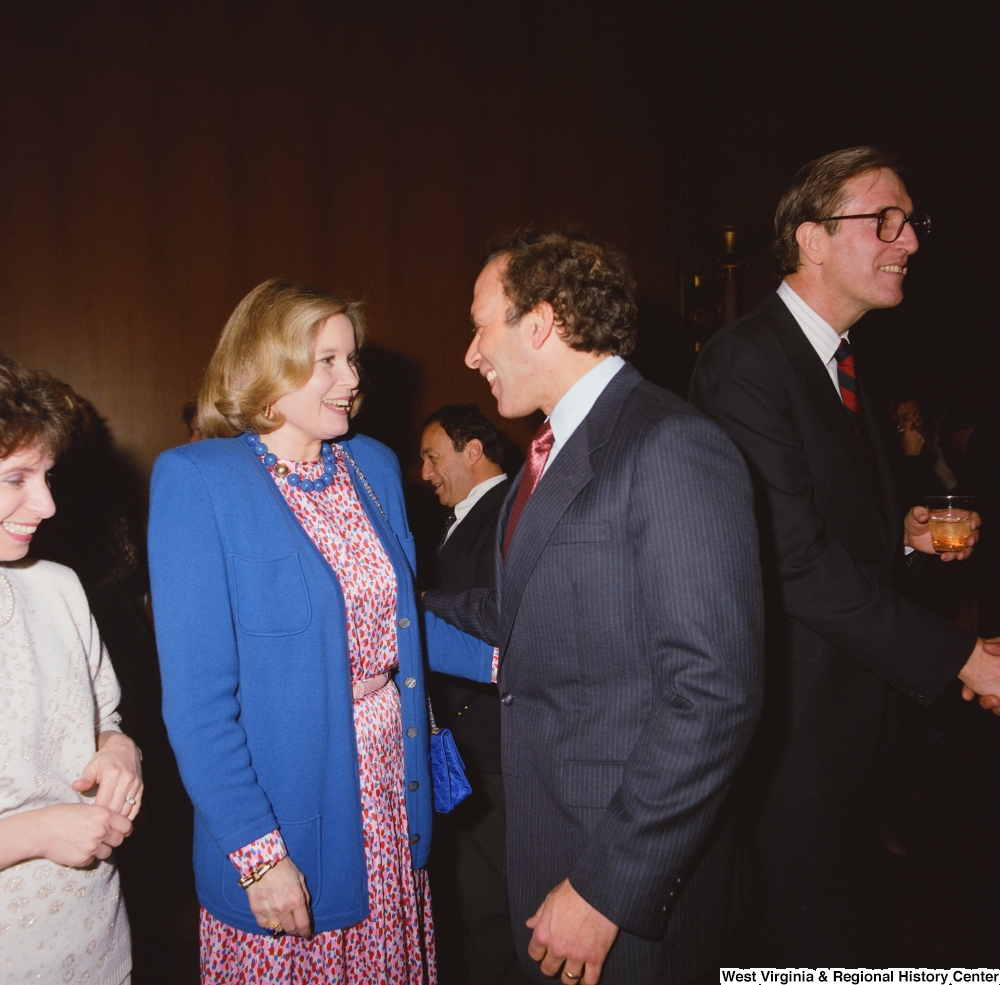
[959,637,1000,714]
[526,878,619,985]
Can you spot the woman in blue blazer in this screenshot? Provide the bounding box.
[147,279,493,983]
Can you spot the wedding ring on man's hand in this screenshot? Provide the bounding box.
[563,974,580,982]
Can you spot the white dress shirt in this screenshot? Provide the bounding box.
[443,472,509,544]
[541,354,626,477]
[777,279,848,402]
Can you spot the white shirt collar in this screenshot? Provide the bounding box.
[777,280,849,396]
[543,354,625,476]
[444,472,508,543]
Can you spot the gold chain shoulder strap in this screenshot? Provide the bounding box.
[334,444,437,727]
[334,444,387,520]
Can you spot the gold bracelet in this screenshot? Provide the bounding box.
[238,859,279,889]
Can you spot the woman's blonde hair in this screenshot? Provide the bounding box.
[198,279,366,439]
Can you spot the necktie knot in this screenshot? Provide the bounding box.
[530,422,555,458]
[834,338,853,364]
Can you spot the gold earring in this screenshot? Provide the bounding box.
[264,404,274,420]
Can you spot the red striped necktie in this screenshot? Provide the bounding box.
[503,421,554,558]
[834,339,872,453]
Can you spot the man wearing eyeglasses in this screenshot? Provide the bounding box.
[690,146,1000,964]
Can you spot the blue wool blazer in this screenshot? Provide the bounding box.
[148,434,493,933]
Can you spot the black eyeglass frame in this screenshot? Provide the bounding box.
[811,206,931,243]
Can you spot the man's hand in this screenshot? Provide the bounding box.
[73,731,144,820]
[526,879,619,985]
[246,856,312,937]
[959,637,1000,713]
[903,505,979,560]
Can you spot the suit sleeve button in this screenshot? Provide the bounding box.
[501,692,513,706]
[398,617,411,628]
[404,676,416,688]
[409,780,419,791]
[406,727,418,738]
[409,833,420,845]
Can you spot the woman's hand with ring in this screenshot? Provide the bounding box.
[74,731,144,821]
[246,856,312,937]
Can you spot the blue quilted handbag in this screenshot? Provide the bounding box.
[428,697,472,812]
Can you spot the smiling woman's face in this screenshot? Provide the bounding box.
[0,444,56,561]
[266,313,361,461]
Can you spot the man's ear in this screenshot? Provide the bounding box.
[795,221,826,268]
[464,438,484,466]
[528,301,556,351]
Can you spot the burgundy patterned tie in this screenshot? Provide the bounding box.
[503,421,555,557]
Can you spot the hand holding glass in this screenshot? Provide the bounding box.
[925,496,975,553]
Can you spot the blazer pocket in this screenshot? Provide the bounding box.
[549,522,612,544]
[231,553,312,636]
[223,815,322,909]
[562,760,626,809]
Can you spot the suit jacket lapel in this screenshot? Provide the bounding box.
[761,293,887,520]
[497,363,642,657]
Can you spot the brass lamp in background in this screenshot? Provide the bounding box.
[718,225,743,325]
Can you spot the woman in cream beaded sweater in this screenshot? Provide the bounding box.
[0,355,143,985]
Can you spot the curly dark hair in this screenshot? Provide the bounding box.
[423,403,505,470]
[483,228,638,356]
[774,146,902,275]
[0,354,76,459]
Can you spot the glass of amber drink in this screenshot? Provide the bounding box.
[925,495,975,553]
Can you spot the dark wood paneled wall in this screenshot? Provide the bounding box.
[1,2,992,481]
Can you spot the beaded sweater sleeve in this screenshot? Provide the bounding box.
[87,611,124,735]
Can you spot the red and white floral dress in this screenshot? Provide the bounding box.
[199,450,436,985]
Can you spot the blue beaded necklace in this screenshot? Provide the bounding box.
[245,432,338,493]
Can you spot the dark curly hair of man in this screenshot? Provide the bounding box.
[0,354,76,459]
[483,228,638,356]
[423,403,506,471]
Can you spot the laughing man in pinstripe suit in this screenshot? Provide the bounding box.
[423,229,765,984]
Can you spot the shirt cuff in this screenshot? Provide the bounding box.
[228,829,288,878]
[491,646,500,684]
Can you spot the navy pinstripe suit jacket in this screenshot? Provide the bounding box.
[426,363,765,983]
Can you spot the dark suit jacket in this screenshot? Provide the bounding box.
[690,291,976,799]
[432,477,510,774]
[426,363,764,982]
